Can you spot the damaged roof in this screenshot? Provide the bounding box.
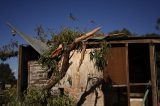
[86,36,160,44]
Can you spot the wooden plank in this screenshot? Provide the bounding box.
[149,44,158,106]
[85,39,160,45]
[129,82,151,86]
[112,84,127,87]
[130,93,144,98]
[17,45,22,99]
[104,44,127,84]
[108,39,160,44]
[125,43,130,106]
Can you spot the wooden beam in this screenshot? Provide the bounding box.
[84,39,160,45]
[130,93,144,98]
[129,82,151,86]
[112,84,127,87]
[17,45,22,100]
[125,43,130,106]
[149,44,158,106]
[107,39,160,44]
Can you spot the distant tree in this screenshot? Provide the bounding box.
[156,17,160,30]
[89,19,95,24]
[34,25,48,42]
[109,28,134,37]
[0,41,18,61]
[0,63,16,85]
[69,13,78,21]
[143,33,160,37]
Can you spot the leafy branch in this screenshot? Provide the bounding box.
[0,41,18,61]
[90,43,111,70]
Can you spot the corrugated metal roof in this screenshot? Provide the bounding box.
[87,36,160,42]
[7,23,49,55]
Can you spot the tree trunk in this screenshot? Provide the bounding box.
[43,43,76,90]
[43,50,70,90]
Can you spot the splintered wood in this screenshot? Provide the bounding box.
[51,27,101,58]
[76,44,86,72]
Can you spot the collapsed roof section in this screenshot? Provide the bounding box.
[7,23,49,55]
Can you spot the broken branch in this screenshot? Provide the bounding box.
[51,44,63,58]
[74,27,101,43]
[77,44,86,72]
[50,27,101,58]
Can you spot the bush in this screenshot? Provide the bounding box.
[47,94,76,106]
[22,87,48,106]
[1,87,75,106]
[0,87,21,106]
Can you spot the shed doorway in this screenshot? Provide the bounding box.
[128,43,152,106]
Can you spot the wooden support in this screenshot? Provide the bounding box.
[17,46,22,100]
[149,44,158,106]
[125,43,130,106]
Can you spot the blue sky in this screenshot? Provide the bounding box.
[0,0,160,78]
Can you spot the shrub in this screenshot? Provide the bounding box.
[1,87,75,106]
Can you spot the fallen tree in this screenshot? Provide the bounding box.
[43,27,101,90]
[7,23,127,91]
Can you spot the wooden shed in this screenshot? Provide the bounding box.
[86,36,160,106]
[18,37,160,106]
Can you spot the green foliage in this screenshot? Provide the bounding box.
[51,27,82,45]
[24,87,75,106]
[0,51,18,61]
[90,43,111,70]
[5,87,21,106]
[39,28,82,78]
[23,87,48,106]
[0,87,21,106]
[38,45,62,78]
[1,87,75,106]
[0,63,16,85]
[0,41,18,61]
[47,94,75,106]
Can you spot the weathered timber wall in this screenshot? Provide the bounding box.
[58,49,104,106]
[28,61,48,87]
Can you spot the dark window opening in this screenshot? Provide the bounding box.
[128,44,150,83]
[155,44,160,102]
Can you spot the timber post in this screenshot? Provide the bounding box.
[149,44,158,106]
[125,43,130,106]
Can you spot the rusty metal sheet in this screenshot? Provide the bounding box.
[7,23,49,55]
[104,44,127,85]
